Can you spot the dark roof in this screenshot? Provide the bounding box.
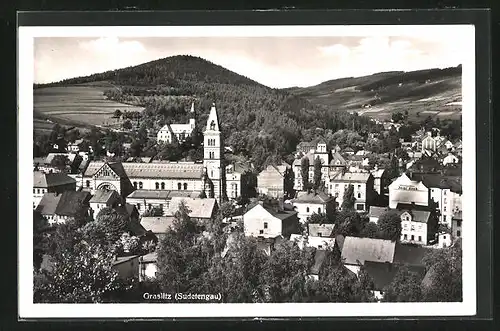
[35,193,62,215]
[364,261,426,291]
[293,191,333,204]
[308,223,335,237]
[33,171,76,188]
[410,173,462,193]
[54,191,91,216]
[310,250,327,275]
[395,203,433,212]
[398,209,431,224]
[140,216,175,234]
[112,255,140,266]
[393,244,433,267]
[368,206,390,218]
[265,206,298,221]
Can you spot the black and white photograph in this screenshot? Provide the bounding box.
[18,23,477,318]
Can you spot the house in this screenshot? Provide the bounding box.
[290,234,335,250]
[67,139,84,153]
[343,147,355,155]
[451,210,462,240]
[395,205,432,245]
[291,191,336,223]
[371,168,387,195]
[442,153,459,166]
[257,163,292,198]
[140,216,175,240]
[367,206,390,224]
[410,173,462,226]
[157,102,196,144]
[166,197,218,222]
[225,164,242,199]
[89,189,121,219]
[308,223,335,237]
[35,191,91,224]
[33,171,76,208]
[388,173,430,209]
[327,172,375,212]
[340,237,396,275]
[112,255,140,280]
[243,203,300,239]
[139,252,158,281]
[292,141,331,191]
[126,189,201,216]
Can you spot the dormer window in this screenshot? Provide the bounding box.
[210,121,216,131]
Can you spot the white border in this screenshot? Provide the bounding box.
[19,25,476,318]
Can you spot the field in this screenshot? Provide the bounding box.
[33,82,144,133]
[286,68,462,122]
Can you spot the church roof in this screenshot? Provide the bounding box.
[89,189,120,204]
[84,161,205,180]
[127,189,200,200]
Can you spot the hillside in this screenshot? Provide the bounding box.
[35,55,380,170]
[285,66,462,122]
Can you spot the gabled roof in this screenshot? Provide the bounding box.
[364,261,426,291]
[398,209,431,224]
[310,250,327,275]
[140,216,175,234]
[33,171,76,188]
[245,203,298,222]
[341,237,396,266]
[368,206,390,218]
[167,197,217,219]
[371,168,386,178]
[330,152,346,166]
[293,191,333,204]
[84,161,204,180]
[308,223,335,237]
[54,191,91,216]
[330,172,372,183]
[35,193,62,215]
[112,255,140,266]
[393,244,433,267]
[89,189,120,204]
[410,173,462,193]
[205,104,220,132]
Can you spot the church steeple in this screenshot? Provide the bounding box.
[205,103,220,132]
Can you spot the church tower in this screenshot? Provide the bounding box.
[189,101,195,130]
[203,103,226,201]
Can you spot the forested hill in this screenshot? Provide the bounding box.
[35,55,379,170]
[284,65,462,122]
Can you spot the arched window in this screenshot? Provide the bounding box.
[318,207,321,213]
[177,183,182,190]
[306,207,310,213]
[133,182,137,189]
[183,183,188,190]
[155,182,159,190]
[139,182,143,189]
[161,182,165,190]
[357,193,361,198]
[86,180,90,188]
[210,120,216,131]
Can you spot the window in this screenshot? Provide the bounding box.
[444,198,447,204]
[357,193,361,198]
[183,183,188,190]
[139,182,143,189]
[457,220,462,227]
[457,230,461,237]
[161,182,165,190]
[136,203,141,210]
[318,245,323,249]
[133,182,137,189]
[155,182,159,190]
[357,185,361,190]
[86,180,90,188]
[264,222,268,229]
[444,206,447,212]
[404,234,407,240]
[306,207,310,213]
[356,204,364,211]
[444,190,447,196]
[418,236,422,242]
[159,204,164,210]
[37,189,40,194]
[210,121,216,131]
[335,192,339,197]
[318,233,322,237]
[33,189,35,194]
[411,235,415,241]
[443,215,446,222]
[259,230,264,235]
[148,204,152,209]
[177,183,182,190]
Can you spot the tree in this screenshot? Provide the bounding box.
[113,109,122,119]
[122,120,133,130]
[283,167,295,199]
[34,241,127,303]
[259,240,315,302]
[307,212,331,225]
[377,211,402,242]
[392,112,404,123]
[300,157,310,191]
[421,241,462,302]
[336,210,363,237]
[93,207,130,245]
[360,221,380,239]
[142,206,164,217]
[33,210,51,270]
[341,184,356,211]
[313,156,323,191]
[50,154,70,172]
[382,265,423,302]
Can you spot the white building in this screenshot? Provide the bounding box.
[442,153,459,166]
[139,252,158,281]
[388,173,429,209]
[290,234,335,250]
[291,191,336,223]
[243,203,300,239]
[157,102,196,144]
[89,189,121,219]
[327,172,375,212]
[398,208,431,245]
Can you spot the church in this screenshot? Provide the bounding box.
[82,104,236,203]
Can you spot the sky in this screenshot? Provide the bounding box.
[34,33,467,89]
